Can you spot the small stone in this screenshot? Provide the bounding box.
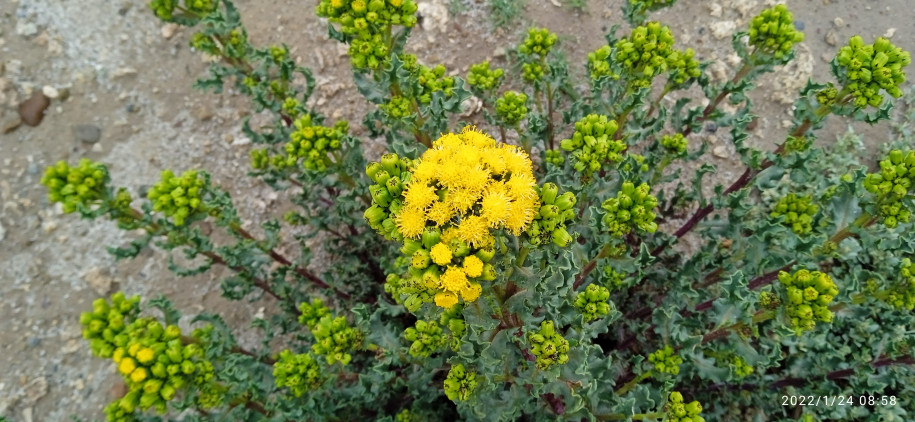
[708,3,722,17]
[22,407,33,422]
[161,23,179,39]
[18,92,50,126]
[833,17,844,27]
[27,163,38,175]
[493,47,506,58]
[83,267,113,295]
[193,106,214,121]
[26,337,40,348]
[713,145,728,158]
[710,21,737,40]
[825,30,838,46]
[821,53,833,63]
[73,124,102,143]
[16,21,38,37]
[705,122,718,133]
[112,67,138,79]
[793,21,805,30]
[41,220,57,233]
[41,85,59,99]
[884,28,896,38]
[23,377,47,405]
[0,221,4,241]
[2,116,21,134]
[125,104,138,113]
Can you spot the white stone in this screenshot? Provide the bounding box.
[15,21,38,37]
[833,17,844,28]
[713,145,729,158]
[885,28,896,38]
[708,3,722,17]
[82,267,113,295]
[41,85,59,99]
[710,21,737,40]
[161,23,179,39]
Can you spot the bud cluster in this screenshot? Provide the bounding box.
[522,62,546,83]
[729,355,754,378]
[495,91,529,126]
[647,345,683,375]
[147,169,207,226]
[666,48,701,86]
[403,320,447,357]
[80,293,141,358]
[316,0,419,69]
[659,133,687,156]
[384,95,413,119]
[42,159,109,214]
[298,299,362,365]
[587,45,615,80]
[443,363,478,401]
[415,63,456,104]
[273,350,323,397]
[863,149,914,228]
[623,0,676,26]
[778,270,838,333]
[770,193,819,235]
[103,317,217,420]
[613,23,675,87]
[667,392,705,422]
[558,114,623,176]
[277,115,348,172]
[466,61,504,92]
[363,153,415,241]
[600,181,659,236]
[748,4,805,60]
[882,258,915,311]
[601,265,628,290]
[573,284,612,321]
[527,320,570,369]
[524,183,577,247]
[439,304,466,351]
[835,36,911,108]
[519,28,558,59]
[150,0,216,21]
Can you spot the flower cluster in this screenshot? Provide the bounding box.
[863,149,914,228]
[527,320,570,369]
[495,91,528,126]
[364,153,415,241]
[276,115,347,172]
[42,159,109,214]
[770,193,819,235]
[403,320,446,357]
[648,345,683,375]
[466,61,504,92]
[384,95,413,119]
[667,392,705,422]
[601,265,628,290]
[439,304,466,351]
[80,293,141,358]
[103,317,217,420]
[522,62,546,83]
[390,128,539,308]
[779,270,838,333]
[587,45,614,80]
[659,133,687,156]
[881,258,915,311]
[729,355,754,378]
[415,63,456,104]
[600,181,659,236]
[666,48,701,86]
[558,114,623,176]
[298,300,362,364]
[273,350,323,397]
[444,363,478,401]
[574,284,612,321]
[316,0,419,69]
[614,23,675,87]
[519,28,558,58]
[147,169,207,226]
[748,4,805,60]
[784,135,811,153]
[524,183,577,247]
[835,36,911,108]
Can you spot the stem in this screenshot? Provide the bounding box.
[546,81,555,150]
[645,85,672,118]
[700,309,775,344]
[572,244,613,290]
[615,370,652,396]
[682,62,753,138]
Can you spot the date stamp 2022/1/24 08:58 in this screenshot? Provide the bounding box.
[782,395,899,407]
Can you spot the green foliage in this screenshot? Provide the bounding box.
[487,0,523,28]
[48,1,915,420]
[622,0,676,26]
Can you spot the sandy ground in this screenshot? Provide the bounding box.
[1,0,913,420]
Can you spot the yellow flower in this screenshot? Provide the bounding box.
[441,266,469,293]
[137,347,156,365]
[435,292,459,308]
[463,255,484,278]
[461,283,482,302]
[119,357,137,376]
[128,343,141,357]
[480,190,512,227]
[396,206,427,239]
[403,182,437,210]
[430,243,453,266]
[130,367,148,383]
[458,215,489,247]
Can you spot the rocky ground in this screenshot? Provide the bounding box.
[1,0,913,420]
